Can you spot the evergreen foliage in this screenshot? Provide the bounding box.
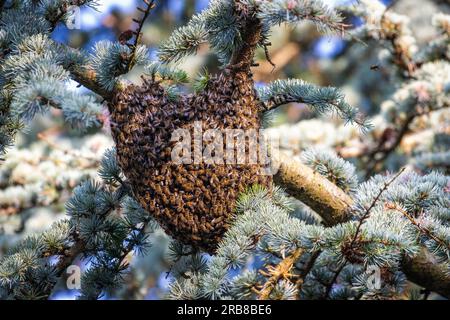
[0,0,449,300]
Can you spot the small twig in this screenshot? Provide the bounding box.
[322,168,405,299]
[364,102,449,179]
[386,203,450,251]
[262,42,276,71]
[257,248,304,300]
[351,168,406,247]
[125,0,156,72]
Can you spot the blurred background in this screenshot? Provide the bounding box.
[1,0,449,299]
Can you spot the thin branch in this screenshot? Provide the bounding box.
[257,248,303,300]
[364,102,449,179]
[351,168,406,248]
[386,203,450,251]
[321,168,406,298]
[364,115,414,179]
[125,0,156,72]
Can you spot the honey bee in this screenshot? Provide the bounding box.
[212,216,224,225]
[203,191,212,202]
[182,182,194,192]
[147,200,156,212]
[153,184,162,195]
[185,201,195,210]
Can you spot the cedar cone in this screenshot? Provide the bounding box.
[109,68,272,253]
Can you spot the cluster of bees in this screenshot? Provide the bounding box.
[109,70,272,252]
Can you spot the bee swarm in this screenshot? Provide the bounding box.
[109,69,272,252]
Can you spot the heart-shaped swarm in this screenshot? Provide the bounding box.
[109,69,272,252]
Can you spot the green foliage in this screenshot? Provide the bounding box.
[145,62,189,84]
[258,0,347,34]
[0,0,449,301]
[158,0,346,65]
[0,2,103,157]
[302,148,359,193]
[257,79,371,130]
[0,148,157,300]
[192,68,210,93]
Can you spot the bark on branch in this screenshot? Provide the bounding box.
[272,151,352,226]
[402,248,450,298]
[70,66,113,100]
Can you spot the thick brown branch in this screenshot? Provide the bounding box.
[70,66,113,100]
[272,151,353,226]
[402,248,450,299]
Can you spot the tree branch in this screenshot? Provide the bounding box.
[69,66,113,100]
[273,152,450,298]
[272,151,353,226]
[364,102,450,178]
[48,0,92,30]
[402,248,450,299]
[125,0,156,72]
[228,1,262,70]
[257,248,304,300]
